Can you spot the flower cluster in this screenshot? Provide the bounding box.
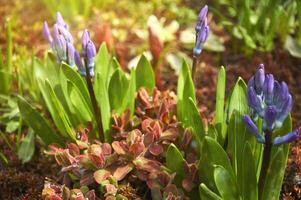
[244,64,299,145]
[42,88,199,200]
[193,5,209,57]
[43,12,96,77]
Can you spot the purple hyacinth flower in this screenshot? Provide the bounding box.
[74,50,86,76]
[243,115,265,143]
[81,30,90,56]
[263,74,274,105]
[53,34,67,61]
[273,128,300,146]
[275,94,293,128]
[81,30,96,77]
[67,42,75,68]
[247,86,264,117]
[263,106,277,132]
[254,64,265,94]
[193,5,209,57]
[56,12,68,29]
[43,22,53,43]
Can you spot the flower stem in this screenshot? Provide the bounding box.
[258,131,272,200]
[192,55,198,83]
[84,62,104,142]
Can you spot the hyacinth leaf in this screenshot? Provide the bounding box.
[121,69,136,115]
[242,142,258,200]
[215,66,226,144]
[94,43,110,82]
[199,183,222,200]
[185,98,205,147]
[67,80,92,122]
[108,68,129,114]
[61,63,91,110]
[106,57,120,88]
[39,79,75,141]
[261,115,291,200]
[214,165,240,200]
[17,96,63,146]
[166,143,185,186]
[17,129,35,164]
[199,136,234,193]
[135,54,155,92]
[177,59,196,124]
[207,124,218,141]
[94,73,111,142]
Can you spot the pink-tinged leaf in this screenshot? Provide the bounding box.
[113,164,134,181]
[70,189,85,200]
[112,141,127,155]
[160,127,178,141]
[94,169,111,184]
[80,173,94,186]
[144,132,155,147]
[152,121,162,140]
[49,194,62,200]
[182,178,194,192]
[181,129,192,149]
[85,190,96,200]
[76,140,89,149]
[104,184,117,196]
[102,143,112,155]
[137,88,152,107]
[67,143,80,156]
[129,142,145,156]
[141,118,152,132]
[55,150,76,166]
[149,143,163,156]
[89,153,105,168]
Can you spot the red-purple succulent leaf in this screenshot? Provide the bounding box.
[138,88,152,108]
[160,127,178,141]
[80,173,95,186]
[149,143,164,156]
[67,143,80,156]
[113,164,134,181]
[85,190,96,200]
[104,184,118,197]
[112,141,127,155]
[144,132,155,147]
[102,143,112,155]
[94,169,111,184]
[49,194,62,200]
[70,189,85,200]
[182,178,194,192]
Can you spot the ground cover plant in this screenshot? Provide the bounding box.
[1,1,301,200]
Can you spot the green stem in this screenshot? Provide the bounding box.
[191,56,198,83]
[258,131,272,200]
[84,61,104,142]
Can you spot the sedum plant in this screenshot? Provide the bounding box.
[13,5,299,200]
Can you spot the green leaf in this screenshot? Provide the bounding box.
[199,136,234,193]
[121,69,136,115]
[67,80,92,122]
[166,143,185,186]
[135,54,155,92]
[108,69,129,114]
[214,165,240,200]
[40,79,76,141]
[94,43,111,86]
[285,36,301,58]
[17,96,63,146]
[215,66,226,144]
[242,143,258,200]
[5,121,19,133]
[94,73,111,142]
[17,129,35,164]
[199,183,222,200]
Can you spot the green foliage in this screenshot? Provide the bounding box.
[17,129,35,164]
[135,54,155,92]
[166,143,185,186]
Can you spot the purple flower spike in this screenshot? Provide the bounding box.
[193,5,209,57]
[263,106,277,131]
[56,12,68,29]
[67,42,75,68]
[254,64,265,94]
[273,128,300,146]
[243,115,265,143]
[74,50,86,76]
[263,74,274,105]
[43,22,53,43]
[276,95,293,128]
[247,86,264,116]
[82,30,91,56]
[81,30,96,77]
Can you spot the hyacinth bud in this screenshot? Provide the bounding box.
[43,22,52,43]
[53,34,67,61]
[67,42,75,68]
[263,106,277,132]
[193,5,209,57]
[56,12,68,29]
[81,30,90,56]
[273,128,300,146]
[263,74,274,105]
[243,115,265,143]
[254,64,265,94]
[247,86,264,117]
[81,30,96,77]
[275,94,293,128]
[74,50,86,76]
